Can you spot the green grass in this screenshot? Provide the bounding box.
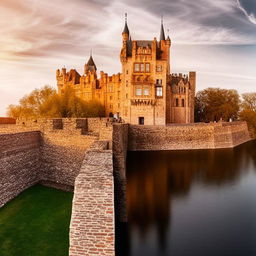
[0,184,73,256]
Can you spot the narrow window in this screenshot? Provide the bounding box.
[140,63,145,72]
[156,87,163,97]
[139,117,144,125]
[156,65,162,72]
[176,98,179,107]
[134,63,140,72]
[145,63,150,72]
[126,93,128,99]
[182,99,185,107]
[136,88,142,96]
[144,88,150,96]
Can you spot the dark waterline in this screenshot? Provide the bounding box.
[116,140,256,256]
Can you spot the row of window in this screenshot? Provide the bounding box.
[135,88,150,96]
[135,86,163,97]
[128,65,162,74]
[134,63,150,72]
[175,98,186,107]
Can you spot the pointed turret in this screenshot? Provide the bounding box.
[160,16,165,41]
[84,52,97,74]
[122,13,130,41]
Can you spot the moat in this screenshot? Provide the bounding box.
[117,140,256,256]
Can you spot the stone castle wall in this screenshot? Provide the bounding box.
[69,141,115,256]
[128,121,251,151]
[0,131,41,207]
[0,118,115,255]
[0,119,252,256]
[0,118,110,203]
[39,119,97,190]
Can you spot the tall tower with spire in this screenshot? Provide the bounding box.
[119,14,172,125]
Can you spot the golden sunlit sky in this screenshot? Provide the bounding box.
[0,0,256,116]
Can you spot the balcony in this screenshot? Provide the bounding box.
[130,99,157,106]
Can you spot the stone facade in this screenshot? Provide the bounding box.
[56,16,196,125]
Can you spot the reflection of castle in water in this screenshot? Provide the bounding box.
[126,141,256,244]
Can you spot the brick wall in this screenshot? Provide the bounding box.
[69,141,115,256]
[0,131,41,207]
[128,121,251,151]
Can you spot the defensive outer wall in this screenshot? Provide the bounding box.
[0,119,251,256]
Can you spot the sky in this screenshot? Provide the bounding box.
[0,0,256,116]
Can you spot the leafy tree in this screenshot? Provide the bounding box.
[7,86,56,118]
[240,93,256,138]
[7,85,105,118]
[195,88,240,122]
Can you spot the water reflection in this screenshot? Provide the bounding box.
[116,140,256,256]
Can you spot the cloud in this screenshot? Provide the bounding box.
[0,0,256,116]
[237,0,256,24]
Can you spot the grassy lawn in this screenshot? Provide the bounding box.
[0,184,73,256]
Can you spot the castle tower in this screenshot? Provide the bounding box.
[55,14,195,124]
[84,52,97,74]
[122,13,129,42]
[119,16,171,125]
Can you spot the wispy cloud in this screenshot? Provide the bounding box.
[237,0,256,24]
[0,0,256,115]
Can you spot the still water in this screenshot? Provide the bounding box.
[117,140,256,256]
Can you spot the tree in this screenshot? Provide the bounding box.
[240,93,256,138]
[240,93,256,112]
[7,86,56,118]
[7,85,105,118]
[195,88,240,122]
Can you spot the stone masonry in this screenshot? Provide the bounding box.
[0,118,252,256]
[128,121,251,151]
[0,131,41,207]
[69,141,115,256]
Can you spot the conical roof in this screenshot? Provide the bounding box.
[122,13,130,35]
[87,55,97,70]
[160,22,165,41]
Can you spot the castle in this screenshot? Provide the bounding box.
[56,15,196,125]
